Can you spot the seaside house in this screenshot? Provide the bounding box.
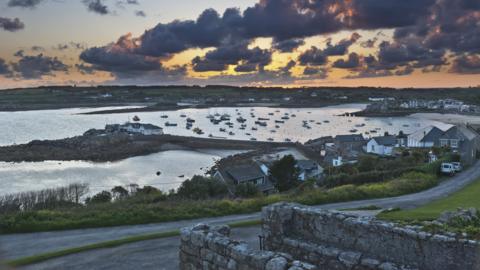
[296,160,324,181]
[439,126,479,165]
[407,126,444,148]
[366,135,398,156]
[214,164,276,195]
[334,134,366,153]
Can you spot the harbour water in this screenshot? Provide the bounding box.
[0,104,453,195]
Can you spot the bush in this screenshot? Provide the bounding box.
[235,183,261,198]
[323,167,420,188]
[177,176,229,200]
[86,191,112,204]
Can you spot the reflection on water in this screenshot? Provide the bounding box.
[0,104,452,195]
[0,150,241,196]
[0,104,450,146]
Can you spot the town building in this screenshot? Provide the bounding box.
[214,164,276,194]
[366,135,398,156]
[296,160,324,181]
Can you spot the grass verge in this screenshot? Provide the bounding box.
[7,219,261,267]
[379,177,480,221]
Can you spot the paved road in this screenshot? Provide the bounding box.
[1,161,479,265]
[19,227,262,270]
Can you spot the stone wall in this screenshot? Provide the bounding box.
[262,203,480,270]
[179,223,317,270]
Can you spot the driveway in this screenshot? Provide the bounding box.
[2,161,479,266]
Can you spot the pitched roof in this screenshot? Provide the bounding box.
[296,160,319,170]
[371,136,397,146]
[226,164,265,182]
[335,134,364,143]
[421,126,444,142]
[441,126,479,141]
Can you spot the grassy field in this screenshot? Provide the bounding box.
[379,177,480,221]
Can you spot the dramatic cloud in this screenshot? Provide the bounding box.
[7,0,43,8]
[451,54,480,74]
[75,63,96,75]
[273,38,305,53]
[0,17,25,32]
[78,0,479,82]
[193,41,272,73]
[12,54,69,79]
[83,0,109,15]
[332,53,361,69]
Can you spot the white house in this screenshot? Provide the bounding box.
[366,136,398,156]
[407,126,444,148]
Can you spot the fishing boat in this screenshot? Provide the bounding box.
[281,116,290,120]
[285,138,291,142]
[132,115,140,122]
[323,120,330,123]
[291,114,296,117]
[165,122,177,127]
[160,115,168,119]
[350,129,358,133]
[251,127,258,131]
[250,137,257,141]
[267,138,274,142]
[275,120,285,124]
[258,117,270,121]
[219,128,226,132]
[255,121,267,127]
[229,131,235,136]
[268,112,274,116]
[236,117,247,123]
[180,114,187,118]
[186,118,195,123]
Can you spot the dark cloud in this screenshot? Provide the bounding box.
[0,17,25,32]
[135,10,146,17]
[14,50,25,57]
[451,54,480,74]
[12,54,69,79]
[298,47,327,66]
[193,41,271,72]
[323,33,361,56]
[303,66,326,77]
[83,0,109,15]
[79,0,479,83]
[332,53,361,69]
[7,0,43,8]
[75,63,96,75]
[0,58,12,76]
[273,38,305,53]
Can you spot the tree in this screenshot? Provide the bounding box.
[177,176,228,200]
[269,155,300,192]
[111,186,128,200]
[86,191,112,204]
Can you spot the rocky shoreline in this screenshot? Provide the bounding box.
[0,133,291,163]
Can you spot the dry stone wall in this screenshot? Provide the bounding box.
[179,223,317,270]
[262,203,480,270]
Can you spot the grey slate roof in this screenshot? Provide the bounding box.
[335,134,364,143]
[296,160,319,170]
[441,126,478,141]
[372,136,397,146]
[421,127,444,143]
[226,165,265,183]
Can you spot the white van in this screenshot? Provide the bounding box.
[451,162,462,172]
[441,163,456,175]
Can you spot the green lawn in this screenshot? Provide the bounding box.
[379,177,480,221]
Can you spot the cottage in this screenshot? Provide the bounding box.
[366,135,398,156]
[296,160,323,181]
[120,123,164,135]
[407,126,444,148]
[214,164,275,194]
[439,126,479,165]
[334,134,365,152]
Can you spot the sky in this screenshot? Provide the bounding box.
[0,0,479,89]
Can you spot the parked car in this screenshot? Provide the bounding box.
[441,163,456,175]
[451,162,462,172]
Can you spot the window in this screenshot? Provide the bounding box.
[371,144,375,152]
[440,139,449,147]
[450,139,458,148]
